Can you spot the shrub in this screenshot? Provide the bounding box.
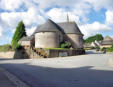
[106,45,113,52]
[101,46,113,52]
[60,41,71,48]
[101,47,107,51]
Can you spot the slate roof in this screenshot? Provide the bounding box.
[32,25,42,35]
[33,19,83,35]
[57,22,83,35]
[104,36,113,41]
[19,36,34,41]
[34,19,60,33]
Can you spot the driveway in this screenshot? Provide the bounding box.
[0,51,113,87]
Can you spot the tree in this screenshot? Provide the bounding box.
[11,21,26,49]
[85,34,103,43]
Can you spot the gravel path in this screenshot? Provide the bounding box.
[0,50,113,87]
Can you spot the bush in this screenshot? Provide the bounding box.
[101,47,107,51]
[107,47,113,52]
[106,45,113,52]
[101,45,113,52]
[60,41,71,48]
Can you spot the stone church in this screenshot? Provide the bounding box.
[19,17,84,49]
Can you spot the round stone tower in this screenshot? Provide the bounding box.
[34,19,60,48]
[58,22,84,48]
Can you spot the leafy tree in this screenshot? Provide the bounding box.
[85,34,103,43]
[11,21,26,49]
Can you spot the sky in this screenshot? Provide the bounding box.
[0,0,113,45]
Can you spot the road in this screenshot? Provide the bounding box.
[0,68,16,87]
[0,50,113,87]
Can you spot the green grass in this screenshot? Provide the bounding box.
[0,44,13,52]
[43,48,69,50]
[42,48,84,50]
[84,48,92,50]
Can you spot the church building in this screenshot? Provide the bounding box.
[19,15,84,49]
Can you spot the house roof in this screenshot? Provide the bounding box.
[33,19,60,33]
[33,19,83,35]
[104,36,113,41]
[19,36,34,41]
[57,22,83,35]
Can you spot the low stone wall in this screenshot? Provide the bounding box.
[13,47,85,59]
[14,48,41,59]
[47,49,85,58]
[0,51,14,58]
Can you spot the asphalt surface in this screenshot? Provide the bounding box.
[0,50,113,87]
[0,68,16,87]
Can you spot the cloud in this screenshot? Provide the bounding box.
[0,7,45,37]
[0,0,113,11]
[1,7,45,26]
[80,21,112,38]
[26,27,36,36]
[33,0,91,23]
[0,26,3,37]
[0,0,23,11]
[106,10,113,25]
[46,8,80,23]
[86,0,113,11]
[32,0,83,9]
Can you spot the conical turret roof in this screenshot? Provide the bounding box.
[34,19,59,33]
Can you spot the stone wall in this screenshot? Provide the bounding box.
[67,34,83,48]
[19,41,31,46]
[35,32,60,48]
[0,51,14,58]
[47,49,85,58]
[19,37,35,47]
[13,47,85,59]
[14,47,41,59]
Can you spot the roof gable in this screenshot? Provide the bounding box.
[57,22,83,35]
[104,36,113,41]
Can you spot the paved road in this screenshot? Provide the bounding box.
[0,51,113,87]
[0,68,16,87]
